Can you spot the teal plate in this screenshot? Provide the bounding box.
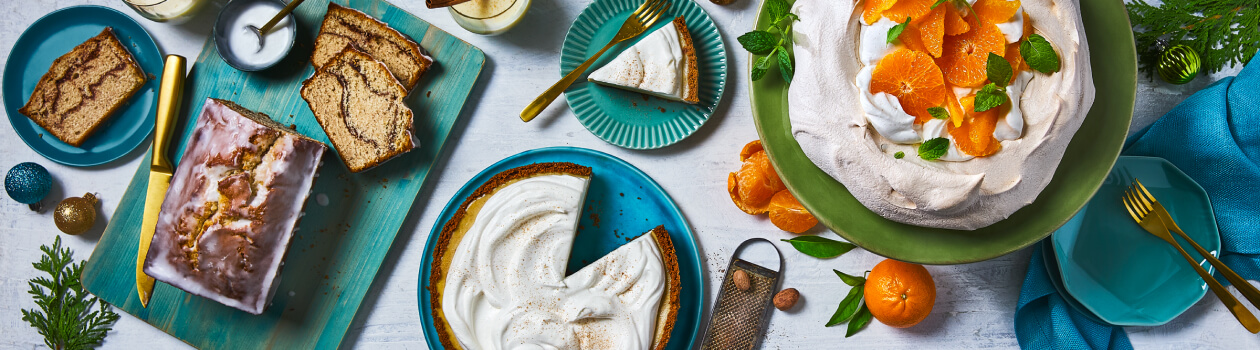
[749,0,1137,264]
[1051,156,1220,326]
[1040,241,1106,324]
[561,0,727,149]
[81,0,485,348]
[3,5,162,166]
[418,147,703,349]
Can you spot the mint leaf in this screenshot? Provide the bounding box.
[752,54,772,81]
[834,269,866,286]
[894,151,905,159]
[767,0,791,22]
[827,283,865,326]
[777,47,794,82]
[888,17,911,44]
[974,83,1008,112]
[918,138,950,160]
[1021,34,1060,73]
[846,305,873,337]
[781,236,856,258]
[738,30,777,55]
[927,106,950,120]
[986,52,1012,86]
[930,0,950,9]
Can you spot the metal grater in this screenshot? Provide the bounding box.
[699,238,784,350]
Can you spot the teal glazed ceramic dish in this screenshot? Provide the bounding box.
[748,0,1137,264]
[561,0,727,149]
[417,147,703,349]
[1052,156,1220,326]
[3,5,163,166]
[1040,241,1107,324]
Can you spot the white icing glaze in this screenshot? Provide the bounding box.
[225,1,294,67]
[441,175,666,349]
[588,22,691,102]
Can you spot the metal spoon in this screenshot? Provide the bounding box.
[246,0,304,52]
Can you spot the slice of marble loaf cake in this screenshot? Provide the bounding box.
[301,48,417,173]
[311,3,433,91]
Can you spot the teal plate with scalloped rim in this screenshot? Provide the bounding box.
[561,0,727,149]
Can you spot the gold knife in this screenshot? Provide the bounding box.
[138,55,186,307]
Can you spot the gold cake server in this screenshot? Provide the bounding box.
[137,55,186,307]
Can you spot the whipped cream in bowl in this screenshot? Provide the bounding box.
[787,0,1095,230]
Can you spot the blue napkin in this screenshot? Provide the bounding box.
[1016,51,1260,349]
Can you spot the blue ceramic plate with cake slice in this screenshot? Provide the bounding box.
[3,5,162,166]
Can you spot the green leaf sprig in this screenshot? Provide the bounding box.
[21,236,120,350]
[827,270,874,337]
[887,17,911,44]
[781,236,857,258]
[1126,0,1258,79]
[918,137,950,161]
[740,0,799,82]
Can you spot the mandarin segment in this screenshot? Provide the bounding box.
[864,259,937,328]
[973,0,1021,24]
[870,49,948,123]
[729,173,769,214]
[864,0,899,25]
[913,6,946,57]
[881,0,932,22]
[937,20,1006,87]
[1022,12,1033,38]
[943,4,970,36]
[953,95,1004,157]
[900,23,929,53]
[768,190,818,234]
[730,150,786,215]
[740,140,764,162]
[944,84,966,127]
[1004,42,1025,81]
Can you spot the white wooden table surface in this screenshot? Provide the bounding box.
[1,0,1254,349]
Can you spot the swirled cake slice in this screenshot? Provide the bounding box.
[301,48,416,173]
[311,3,433,91]
[19,27,145,146]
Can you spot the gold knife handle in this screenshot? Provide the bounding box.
[152,55,186,173]
[520,42,615,122]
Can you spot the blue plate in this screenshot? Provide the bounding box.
[1051,156,1220,326]
[3,5,162,166]
[417,147,703,349]
[561,0,727,149]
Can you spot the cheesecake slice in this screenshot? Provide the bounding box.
[428,162,681,350]
[301,48,416,173]
[19,27,146,146]
[588,16,699,104]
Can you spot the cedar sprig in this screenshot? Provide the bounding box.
[1126,0,1259,78]
[21,236,120,350]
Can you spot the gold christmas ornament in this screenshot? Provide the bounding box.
[55,193,98,235]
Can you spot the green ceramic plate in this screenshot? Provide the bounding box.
[561,0,727,149]
[750,0,1137,264]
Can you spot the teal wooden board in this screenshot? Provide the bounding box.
[80,0,484,348]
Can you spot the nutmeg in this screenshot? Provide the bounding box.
[774,288,800,310]
[732,270,751,291]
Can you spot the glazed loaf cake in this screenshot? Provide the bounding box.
[311,3,433,91]
[301,48,416,172]
[19,27,145,146]
[143,98,326,315]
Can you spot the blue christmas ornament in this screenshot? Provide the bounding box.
[6,162,52,211]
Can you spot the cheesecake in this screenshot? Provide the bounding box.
[588,16,699,104]
[428,162,681,350]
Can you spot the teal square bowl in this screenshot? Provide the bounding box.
[1052,156,1220,326]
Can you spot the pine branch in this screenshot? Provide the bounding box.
[1126,0,1258,78]
[20,236,119,350]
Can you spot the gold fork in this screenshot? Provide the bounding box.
[1122,181,1260,333]
[1131,180,1260,309]
[519,0,669,122]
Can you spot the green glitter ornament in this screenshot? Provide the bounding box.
[1158,44,1201,85]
